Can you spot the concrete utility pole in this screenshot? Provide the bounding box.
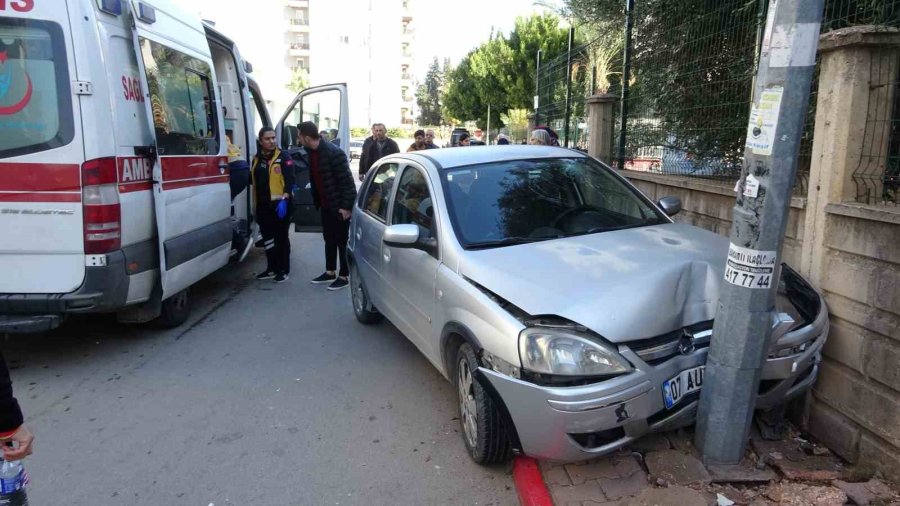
[695,0,824,465]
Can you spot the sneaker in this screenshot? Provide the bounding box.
[327,277,349,291]
[311,272,337,284]
[255,270,276,280]
[274,273,290,283]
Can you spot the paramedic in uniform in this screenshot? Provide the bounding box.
[251,127,295,283]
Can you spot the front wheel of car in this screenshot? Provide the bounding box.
[456,342,510,465]
[350,263,383,324]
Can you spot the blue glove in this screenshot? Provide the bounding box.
[276,198,289,219]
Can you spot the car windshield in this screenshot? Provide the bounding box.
[442,157,667,249]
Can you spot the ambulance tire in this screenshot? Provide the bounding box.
[156,289,191,328]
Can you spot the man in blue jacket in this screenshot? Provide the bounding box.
[296,122,358,291]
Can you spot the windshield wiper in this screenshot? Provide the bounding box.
[466,236,547,249]
[582,220,663,235]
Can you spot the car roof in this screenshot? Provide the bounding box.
[402,146,587,170]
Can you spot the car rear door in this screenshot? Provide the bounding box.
[275,83,349,233]
[0,1,85,294]
[128,0,231,300]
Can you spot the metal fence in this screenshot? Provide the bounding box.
[536,0,900,204]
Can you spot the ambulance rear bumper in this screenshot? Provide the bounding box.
[0,251,129,333]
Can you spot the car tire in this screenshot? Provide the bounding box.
[155,289,191,329]
[350,263,382,324]
[455,342,510,465]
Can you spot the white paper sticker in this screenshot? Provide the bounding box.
[733,179,741,193]
[769,23,819,68]
[746,87,783,156]
[724,244,777,289]
[743,174,760,198]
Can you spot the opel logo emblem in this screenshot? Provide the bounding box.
[679,331,695,355]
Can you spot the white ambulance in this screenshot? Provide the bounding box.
[0,0,349,332]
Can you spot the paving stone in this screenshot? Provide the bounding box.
[707,462,779,484]
[545,464,573,486]
[598,469,649,500]
[763,483,847,505]
[629,433,672,453]
[751,437,844,482]
[645,450,711,486]
[667,429,696,455]
[834,479,898,506]
[625,486,711,506]
[551,483,606,504]
[566,459,620,484]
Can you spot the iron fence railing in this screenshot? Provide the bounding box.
[537,0,900,203]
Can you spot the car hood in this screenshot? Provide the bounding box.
[459,223,730,343]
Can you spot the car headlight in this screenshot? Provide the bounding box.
[519,327,632,377]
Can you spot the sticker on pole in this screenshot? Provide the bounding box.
[745,87,783,156]
[724,244,777,289]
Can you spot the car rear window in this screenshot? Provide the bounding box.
[0,17,74,158]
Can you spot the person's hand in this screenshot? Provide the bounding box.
[358,173,365,181]
[338,209,351,221]
[281,193,290,200]
[1,425,34,460]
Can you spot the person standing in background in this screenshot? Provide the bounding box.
[358,123,399,181]
[407,129,428,152]
[424,129,439,149]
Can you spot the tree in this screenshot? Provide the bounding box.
[416,57,444,126]
[442,13,570,128]
[287,67,309,94]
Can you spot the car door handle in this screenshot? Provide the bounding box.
[355,227,362,240]
[383,248,391,263]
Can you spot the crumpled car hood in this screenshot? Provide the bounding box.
[459,223,730,343]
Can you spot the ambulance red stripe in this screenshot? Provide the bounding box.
[0,163,81,192]
[0,192,81,203]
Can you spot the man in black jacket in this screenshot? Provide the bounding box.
[358,123,399,181]
[296,122,358,290]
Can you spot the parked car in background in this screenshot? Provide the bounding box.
[346,146,829,464]
[450,128,469,147]
[350,140,364,159]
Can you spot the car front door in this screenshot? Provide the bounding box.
[352,162,399,315]
[275,83,349,233]
[383,163,440,352]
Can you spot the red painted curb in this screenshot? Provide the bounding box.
[513,456,554,506]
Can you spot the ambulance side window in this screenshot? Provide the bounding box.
[139,39,219,156]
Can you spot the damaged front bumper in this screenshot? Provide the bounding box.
[479,300,829,462]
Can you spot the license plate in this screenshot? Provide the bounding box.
[663,365,705,409]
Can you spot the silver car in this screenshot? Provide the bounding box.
[346,146,828,464]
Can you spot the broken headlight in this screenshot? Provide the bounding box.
[519,327,632,379]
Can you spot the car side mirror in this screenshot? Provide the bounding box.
[383,224,437,254]
[383,224,420,248]
[658,196,682,217]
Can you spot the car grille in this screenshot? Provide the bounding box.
[625,320,714,365]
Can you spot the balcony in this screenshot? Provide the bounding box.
[288,18,310,31]
[286,0,309,7]
[289,42,310,56]
[400,72,414,82]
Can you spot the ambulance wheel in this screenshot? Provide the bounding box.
[156,289,191,328]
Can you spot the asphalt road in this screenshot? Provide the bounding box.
[5,232,517,505]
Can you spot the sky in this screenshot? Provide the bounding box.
[412,0,541,77]
[174,0,543,81]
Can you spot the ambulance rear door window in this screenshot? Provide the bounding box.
[0,17,74,158]
[138,38,219,156]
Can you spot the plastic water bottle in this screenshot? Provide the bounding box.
[0,458,28,506]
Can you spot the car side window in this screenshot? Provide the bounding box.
[363,163,398,222]
[392,166,435,239]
